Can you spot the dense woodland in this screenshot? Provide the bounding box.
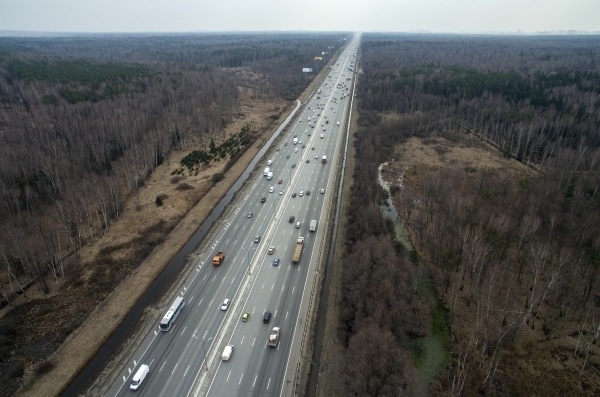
[336,34,600,395]
[0,33,344,396]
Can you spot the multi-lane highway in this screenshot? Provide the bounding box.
[103,36,359,397]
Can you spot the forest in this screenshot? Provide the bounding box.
[0,32,344,397]
[333,34,600,396]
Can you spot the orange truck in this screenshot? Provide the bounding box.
[213,251,226,266]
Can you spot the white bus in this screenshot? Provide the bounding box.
[159,297,185,332]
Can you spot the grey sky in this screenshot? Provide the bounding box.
[1,0,599,33]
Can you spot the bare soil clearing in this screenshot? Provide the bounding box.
[14,85,294,397]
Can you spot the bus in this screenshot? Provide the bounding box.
[159,297,185,331]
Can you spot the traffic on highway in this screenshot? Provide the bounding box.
[103,36,360,397]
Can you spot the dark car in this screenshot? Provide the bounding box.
[306,190,311,195]
[292,192,297,197]
[286,155,290,159]
[306,159,310,163]
[273,258,280,266]
[291,164,296,169]
[264,311,272,323]
[289,215,295,223]
[261,197,266,203]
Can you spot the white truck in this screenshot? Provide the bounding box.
[222,345,234,361]
[268,327,281,347]
[310,220,317,232]
[264,167,270,176]
[293,138,298,145]
[267,172,273,180]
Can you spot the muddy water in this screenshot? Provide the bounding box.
[377,163,449,384]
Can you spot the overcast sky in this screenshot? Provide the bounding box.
[1,0,599,34]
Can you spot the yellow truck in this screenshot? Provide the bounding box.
[213,251,226,266]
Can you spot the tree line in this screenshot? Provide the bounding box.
[336,33,600,396]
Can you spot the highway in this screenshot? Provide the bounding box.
[103,36,359,397]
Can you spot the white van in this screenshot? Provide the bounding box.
[293,138,298,145]
[130,364,149,390]
[267,159,272,166]
[222,344,234,361]
[264,167,270,176]
[267,172,273,180]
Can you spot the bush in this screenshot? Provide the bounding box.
[270,114,280,119]
[170,175,184,184]
[155,196,163,206]
[35,359,55,375]
[211,173,225,184]
[175,182,194,191]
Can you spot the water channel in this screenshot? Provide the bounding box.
[377,163,450,384]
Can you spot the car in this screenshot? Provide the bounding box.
[289,215,295,223]
[306,190,310,195]
[284,142,288,146]
[221,299,231,311]
[302,144,306,148]
[247,212,252,218]
[311,125,314,129]
[242,312,250,322]
[276,147,280,151]
[292,192,297,198]
[294,134,297,138]
[278,179,282,184]
[268,246,275,254]
[296,221,301,228]
[315,155,318,159]
[286,155,290,159]
[294,148,298,153]
[306,159,310,163]
[273,258,280,266]
[292,164,296,168]
[320,188,325,194]
[269,186,274,193]
[261,197,266,203]
[254,235,261,243]
[279,189,283,195]
[307,133,311,136]
[264,311,272,323]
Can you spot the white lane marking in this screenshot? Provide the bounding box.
[209,299,213,307]
[274,310,278,318]
[198,297,204,306]
[180,326,187,336]
[203,274,207,281]
[267,378,271,389]
[189,296,193,303]
[171,363,178,374]
[239,373,244,384]
[282,285,285,292]
[203,330,207,339]
[231,277,235,284]
[252,337,256,347]
[271,284,274,291]
[253,375,258,387]
[184,365,190,376]
[286,311,289,319]
[241,335,245,344]
[252,307,256,314]
[292,287,295,294]
[159,361,166,372]
[212,275,216,283]
[226,371,231,382]
[262,283,265,289]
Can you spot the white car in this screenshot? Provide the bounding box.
[267,246,275,254]
[269,186,274,193]
[221,299,231,311]
[279,189,283,195]
[320,188,325,194]
[299,191,304,197]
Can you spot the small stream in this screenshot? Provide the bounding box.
[377,163,449,384]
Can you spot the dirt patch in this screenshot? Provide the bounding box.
[14,86,294,397]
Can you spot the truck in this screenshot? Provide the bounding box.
[268,327,281,347]
[264,167,270,176]
[322,156,327,164]
[292,237,304,263]
[293,138,298,145]
[213,251,226,266]
[267,172,273,180]
[310,220,317,232]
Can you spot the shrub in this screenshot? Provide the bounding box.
[8,360,25,379]
[211,173,225,184]
[175,182,194,191]
[155,196,163,206]
[170,175,183,184]
[35,359,55,375]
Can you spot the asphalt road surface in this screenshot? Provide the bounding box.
[103,36,360,397]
